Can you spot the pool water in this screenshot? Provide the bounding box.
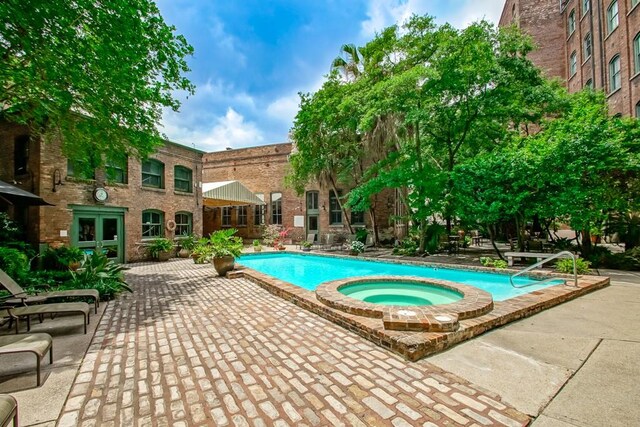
[339,281,463,306]
[237,253,562,301]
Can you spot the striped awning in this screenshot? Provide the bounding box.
[202,181,265,207]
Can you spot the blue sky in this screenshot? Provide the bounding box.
[156,0,505,152]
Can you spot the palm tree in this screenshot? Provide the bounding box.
[331,44,363,83]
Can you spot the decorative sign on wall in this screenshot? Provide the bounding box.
[293,215,304,227]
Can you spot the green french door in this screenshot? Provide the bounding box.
[72,207,125,263]
[306,191,319,241]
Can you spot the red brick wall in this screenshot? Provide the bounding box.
[202,143,395,243]
[500,0,640,117]
[0,120,203,261]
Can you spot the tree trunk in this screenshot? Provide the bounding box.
[580,228,592,257]
[418,217,427,254]
[368,207,379,245]
[488,224,504,260]
[328,176,354,234]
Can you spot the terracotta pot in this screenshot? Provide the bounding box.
[253,246,262,252]
[178,248,190,258]
[212,255,235,277]
[157,251,171,262]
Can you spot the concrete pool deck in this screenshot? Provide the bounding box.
[1,258,637,426]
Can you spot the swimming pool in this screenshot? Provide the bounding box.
[237,253,561,301]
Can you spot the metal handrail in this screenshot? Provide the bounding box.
[509,250,578,288]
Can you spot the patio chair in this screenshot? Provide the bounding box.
[0,394,17,427]
[297,233,316,249]
[0,333,53,387]
[0,269,99,314]
[322,234,335,250]
[0,301,90,334]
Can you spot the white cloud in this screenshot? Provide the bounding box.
[360,0,504,37]
[162,107,264,152]
[266,94,300,124]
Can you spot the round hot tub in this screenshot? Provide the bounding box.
[339,281,463,306]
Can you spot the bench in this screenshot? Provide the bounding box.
[0,333,53,387]
[504,252,550,267]
[0,394,17,427]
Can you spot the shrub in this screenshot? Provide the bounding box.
[65,252,132,300]
[262,224,281,246]
[393,238,418,256]
[209,228,244,258]
[600,248,640,271]
[355,228,368,244]
[480,257,507,269]
[0,246,29,278]
[147,238,174,259]
[349,240,365,254]
[42,246,84,271]
[555,258,591,274]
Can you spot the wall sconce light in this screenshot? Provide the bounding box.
[52,168,64,192]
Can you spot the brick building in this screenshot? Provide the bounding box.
[500,0,640,117]
[202,143,395,243]
[0,120,203,262]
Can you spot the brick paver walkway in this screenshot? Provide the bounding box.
[57,260,528,426]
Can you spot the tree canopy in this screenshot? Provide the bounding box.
[0,0,194,166]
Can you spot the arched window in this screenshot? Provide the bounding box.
[609,55,621,92]
[584,33,592,59]
[142,210,164,238]
[585,79,593,89]
[607,1,619,34]
[13,135,29,176]
[142,159,164,188]
[635,101,640,118]
[329,190,342,225]
[175,212,192,236]
[174,165,193,193]
[106,157,127,184]
[634,32,640,74]
[570,51,578,76]
[582,0,590,15]
[568,10,576,35]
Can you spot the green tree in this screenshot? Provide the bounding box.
[0,0,195,166]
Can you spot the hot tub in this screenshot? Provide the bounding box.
[338,281,463,306]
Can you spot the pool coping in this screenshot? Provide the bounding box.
[316,276,494,332]
[230,251,610,361]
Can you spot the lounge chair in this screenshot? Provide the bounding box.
[0,394,17,427]
[0,302,90,334]
[0,333,53,387]
[0,269,99,314]
[297,233,316,249]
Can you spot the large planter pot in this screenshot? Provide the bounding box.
[302,247,311,252]
[212,255,235,277]
[157,251,171,262]
[178,248,191,258]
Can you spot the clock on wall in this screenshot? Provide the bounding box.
[93,187,109,203]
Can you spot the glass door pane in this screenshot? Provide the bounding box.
[101,217,120,261]
[78,217,96,242]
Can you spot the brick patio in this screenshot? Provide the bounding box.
[57,259,529,426]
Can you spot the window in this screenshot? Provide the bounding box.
[609,55,621,92]
[568,10,576,35]
[106,157,127,184]
[254,193,265,225]
[237,206,247,226]
[174,166,192,193]
[634,33,640,74]
[67,159,95,180]
[175,212,192,236]
[142,210,163,238]
[636,101,640,118]
[633,0,639,8]
[329,190,342,225]
[607,1,619,33]
[13,135,29,176]
[306,191,319,210]
[142,159,164,188]
[583,0,590,14]
[585,79,593,89]
[351,211,365,225]
[271,193,282,225]
[584,33,592,59]
[570,51,578,76]
[222,207,232,226]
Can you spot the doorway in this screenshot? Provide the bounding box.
[306,191,319,241]
[72,207,125,263]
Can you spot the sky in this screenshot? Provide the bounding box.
[156,0,506,152]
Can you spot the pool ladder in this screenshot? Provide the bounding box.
[509,251,578,288]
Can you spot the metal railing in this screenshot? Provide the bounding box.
[509,251,578,288]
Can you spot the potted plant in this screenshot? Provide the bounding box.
[147,238,174,261]
[191,238,212,264]
[177,234,197,258]
[349,240,365,256]
[301,241,313,252]
[253,240,262,252]
[209,228,244,277]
